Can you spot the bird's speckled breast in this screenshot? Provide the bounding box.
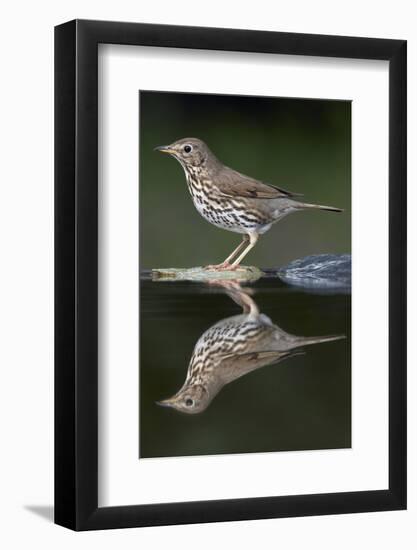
[186,314,268,383]
[185,170,274,234]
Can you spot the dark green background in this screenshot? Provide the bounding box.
[139,91,351,269]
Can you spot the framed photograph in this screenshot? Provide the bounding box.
[55,19,406,530]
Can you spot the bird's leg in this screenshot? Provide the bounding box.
[221,235,250,264]
[231,233,259,267]
[225,286,260,316]
[205,236,249,270]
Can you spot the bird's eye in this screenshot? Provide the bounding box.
[185,398,194,407]
[183,145,192,154]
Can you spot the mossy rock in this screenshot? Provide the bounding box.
[152,265,264,283]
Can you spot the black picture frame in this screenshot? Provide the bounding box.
[55,19,407,531]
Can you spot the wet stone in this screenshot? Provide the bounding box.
[276,254,351,291]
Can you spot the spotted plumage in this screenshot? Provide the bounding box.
[156,138,343,269]
[157,283,344,414]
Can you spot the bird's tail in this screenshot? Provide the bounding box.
[295,334,346,347]
[296,201,343,213]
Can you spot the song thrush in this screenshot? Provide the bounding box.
[155,138,343,269]
[157,281,344,414]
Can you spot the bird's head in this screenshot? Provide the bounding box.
[156,384,210,414]
[155,138,215,169]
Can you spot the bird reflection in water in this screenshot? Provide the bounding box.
[157,281,344,414]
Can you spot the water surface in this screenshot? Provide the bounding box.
[140,276,351,459]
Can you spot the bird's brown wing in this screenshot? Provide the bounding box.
[217,349,304,384]
[215,167,302,199]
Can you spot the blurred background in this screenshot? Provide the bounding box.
[139,91,351,269]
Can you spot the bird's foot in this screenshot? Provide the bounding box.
[204,262,239,271]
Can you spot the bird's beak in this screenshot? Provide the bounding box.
[156,398,175,408]
[154,145,175,155]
